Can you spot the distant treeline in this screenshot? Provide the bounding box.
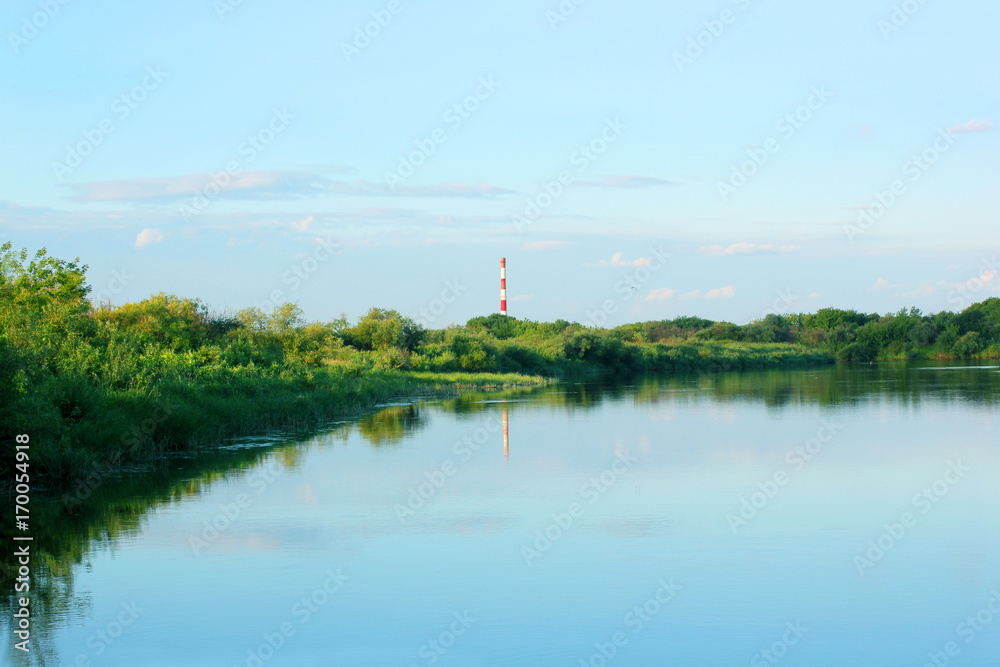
[1,243,994,483]
[583,303,1000,362]
[476,300,1000,363]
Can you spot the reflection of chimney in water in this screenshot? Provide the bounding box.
[503,405,509,460]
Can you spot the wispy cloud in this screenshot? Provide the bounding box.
[644,287,675,301]
[946,119,992,134]
[900,280,950,299]
[63,170,515,204]
[586,252,650,268]
[521,240,569,251]
[65,171,325,203]
[848,124,874,140]
[698,243,799,257]
[134,228,165,248]
[884,270,997,299]
[0,199,136,231]
[679,290,701,300]
[576,175,679,189]
[290,215,314,232]
[704,285,736,299]
[869,277,909,291]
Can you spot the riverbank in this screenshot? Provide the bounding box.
[5,343,832,488]
[2,368,549,488]
[14,243,1000,488]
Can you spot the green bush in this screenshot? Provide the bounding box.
[446,332,497,372]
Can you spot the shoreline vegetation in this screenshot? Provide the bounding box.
[2,243,999,487]
[4,370,1000,654]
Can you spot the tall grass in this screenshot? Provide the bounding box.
[21,244,1000,486]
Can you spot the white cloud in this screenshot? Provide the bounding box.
[512,294,533,301]
[890,268,997,300]
[134,228,165,248]
[901,280,949,299]
[576,174,679,189]
[291,215,314,232]
[679,290,701,300]
[587,252,651,268]
[704,285,736,299]
[644,288,675,301]
[946,119,992,134]
[870,277,917,292]
[698,243,799,257]
[521,240,568,251]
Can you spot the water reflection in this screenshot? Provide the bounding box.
[503,405,509,461]
[357,404,424,446]
[1,361,998,664]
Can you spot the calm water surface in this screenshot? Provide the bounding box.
[4,362,1000,666]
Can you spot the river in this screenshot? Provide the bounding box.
[3,361,1000,665]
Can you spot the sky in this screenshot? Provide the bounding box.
[1,0,997,327]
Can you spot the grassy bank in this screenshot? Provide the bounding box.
[16,243,1000,486]
[16,369,548,486]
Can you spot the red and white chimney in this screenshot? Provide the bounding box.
[500,257,507,316]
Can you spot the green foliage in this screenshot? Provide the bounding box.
[803,307,875,331]
[445,331,497,372]
[348,308,424,351]
[4,244,1000,486]
[0,242,91,311]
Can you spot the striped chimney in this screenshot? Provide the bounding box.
[500,258,507,316]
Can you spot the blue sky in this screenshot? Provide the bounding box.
[2,0,997,326]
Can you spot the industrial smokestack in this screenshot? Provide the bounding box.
[500,257,507,316]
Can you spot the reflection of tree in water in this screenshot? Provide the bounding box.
[3,363,999,663]
[432,362,1000,416]
[0,433,324,666]
[357,404,424,446]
